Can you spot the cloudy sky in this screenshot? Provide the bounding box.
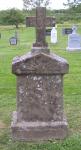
[0,0,67,10]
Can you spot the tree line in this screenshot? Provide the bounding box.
[0,0,81,28]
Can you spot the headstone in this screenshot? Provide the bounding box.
[62,28,73,35]
[9,37,17,45]
[11,7,69,141]
[45,28,51,36]
[51,27,57,44]
[66,25,81,51]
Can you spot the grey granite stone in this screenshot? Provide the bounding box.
[11,111,68,141]
[12,52,68,75]
[11,52,69,141]
[11,6,69,141]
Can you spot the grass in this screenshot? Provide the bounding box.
[0,24,81,149]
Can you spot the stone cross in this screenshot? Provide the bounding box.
[26,7,55,52]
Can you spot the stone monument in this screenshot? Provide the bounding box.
[9,37,17,45]
[11,7,69,141]
[51,26,57,44]
[62,28,73,35]
[66,25,81,51]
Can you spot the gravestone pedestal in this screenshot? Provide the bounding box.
[11,52,69,141]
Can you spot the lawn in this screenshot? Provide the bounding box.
[0,24,81,149]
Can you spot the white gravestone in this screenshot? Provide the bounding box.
[9,37,17,45]
[66,26,81,51]
[51,27,57,44]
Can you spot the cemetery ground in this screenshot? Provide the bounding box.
[0,24,81,150]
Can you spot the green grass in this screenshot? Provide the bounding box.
[0,25,81,149]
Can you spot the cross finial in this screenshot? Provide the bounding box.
[26,7,56,53]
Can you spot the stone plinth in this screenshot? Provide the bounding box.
[11,52,69,141]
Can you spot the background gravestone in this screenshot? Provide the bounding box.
[66,25,81,51]
[9,37,17,45]
[11,7,69,141]
[45,28,51,36]
[51,27,57,44]
[62,28,73,35]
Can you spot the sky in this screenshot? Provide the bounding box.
[0,0,67,10]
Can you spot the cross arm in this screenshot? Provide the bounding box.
[26,17,56,27]
[26,17,36,27]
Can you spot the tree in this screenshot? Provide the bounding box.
[63,0,81,8]
[23,0,51,10]
[2,9,24,28]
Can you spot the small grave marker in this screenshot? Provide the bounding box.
[51,27,57,43]
[62,28,73,35]
[9,37,17,45]
[45,28,51,36]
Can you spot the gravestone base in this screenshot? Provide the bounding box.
[32,47,50,54]
[11,111,68,141]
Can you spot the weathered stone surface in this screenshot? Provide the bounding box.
[31,47,50,54]
[33,7,47,47]
[12,52,69,75]
[11,7,69,141]
[11,111,68,141]
[17,74,63,122]
[26,17,56,27]
[11,51,69,141]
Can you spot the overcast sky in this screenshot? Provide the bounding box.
[0,0,67,10]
